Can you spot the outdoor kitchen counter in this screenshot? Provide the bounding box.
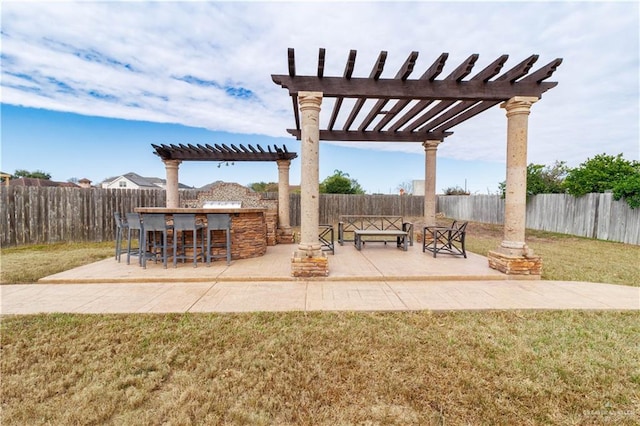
[134,207,271,260]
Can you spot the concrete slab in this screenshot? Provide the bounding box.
[2,242,637,315]
[1,281,637,315]
[38,243,507,284]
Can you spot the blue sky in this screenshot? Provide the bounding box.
[1,1,638,194]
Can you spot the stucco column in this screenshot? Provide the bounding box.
[163,159,182,208]
[499,96,538,256]
[276,159,292,240]
[423,140,441,227]
[297,91,323,252]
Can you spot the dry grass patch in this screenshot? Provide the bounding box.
[2,311,639,425]
[1,242,113,284]
[406,218,640,286]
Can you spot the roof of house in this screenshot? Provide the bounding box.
[103,172,193,189]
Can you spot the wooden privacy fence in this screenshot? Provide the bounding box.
[1,187,638,246]
[437,193,640,245]
[0,187,165,246]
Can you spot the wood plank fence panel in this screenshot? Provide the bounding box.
[1,188,638,246]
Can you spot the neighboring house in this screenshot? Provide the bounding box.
[8,178,79,188]
[101,172,192,190]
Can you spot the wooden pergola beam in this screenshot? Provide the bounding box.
[274,49,561,142]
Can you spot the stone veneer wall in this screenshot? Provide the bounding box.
[205,212,267,260]
[187,182,278,210]
[186,182,278,247]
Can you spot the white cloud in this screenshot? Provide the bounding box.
[2,1,638,166]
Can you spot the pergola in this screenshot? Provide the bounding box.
[272,48,561,276]
[153,143,298,239]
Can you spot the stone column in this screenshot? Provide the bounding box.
[276,159,294,244]
[163,159,182,208]
[488,96,542,277]
[291,91,328,277]
[298,91,323,252]
[423,140,441,227]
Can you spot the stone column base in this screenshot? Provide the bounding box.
[277,228,295,244]
[488,250,542,277]
[291,250,329,278]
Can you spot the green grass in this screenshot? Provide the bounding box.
[1,241,113,284]
[2,224,639,423]
[2,311,639,425]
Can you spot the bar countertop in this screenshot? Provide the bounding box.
[134,207,267,214]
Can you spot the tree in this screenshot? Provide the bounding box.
[319,170,365,194]
[564,153,639,196]
[397,181,413,195]
[498,161,569,197]
[248,181,278,192]
[13,169,52,180]
[612,172,640,209]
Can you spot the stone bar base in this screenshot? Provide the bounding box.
[488,250,542,277]
[277,228,295,244]
[291,250,329,278]
[265,210,278,247]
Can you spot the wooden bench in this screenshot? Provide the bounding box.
[338,215,413,248]
[354,229,409,251]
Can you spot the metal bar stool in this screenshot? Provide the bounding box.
[205,213,231,266]
[172,213,205,268]
[140,213,171,269]
[125,212,145,266]
[114,212,129,262]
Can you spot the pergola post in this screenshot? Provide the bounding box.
[488,96,542,277]
[423,140,442,227]
[163,159,182,208]
[276,159,294,244]
[291,91,328,277]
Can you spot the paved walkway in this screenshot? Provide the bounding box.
[1,244,638,314]
[2,280,639,314]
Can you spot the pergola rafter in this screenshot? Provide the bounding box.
[272,48,562,142]
[272,48,562,277]
[152,143,297,162]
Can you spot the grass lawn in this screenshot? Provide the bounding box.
[2,311,639,425]
[1,221,639,424]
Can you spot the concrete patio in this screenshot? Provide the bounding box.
[1,243,638,314]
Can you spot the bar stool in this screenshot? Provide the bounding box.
[205,213,231,266]
[114,212,129,262]
[140,213,171,269]
[125,212,145,266]
[172,214,205,268]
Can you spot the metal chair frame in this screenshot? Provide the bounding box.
[319,224,335,254]
[423,221,468,258]
[114,212,129,262]
[125,212,145,266]
[205,214,232,266]
[141,213,171,269]
[172,214,205,268]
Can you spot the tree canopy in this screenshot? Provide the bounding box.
[564,153,640,208]
[319,170,365,194]
[497,154,640,209]
[13,169,52,180]
[248,182,278,193]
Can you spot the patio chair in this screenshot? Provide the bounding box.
[172,214,205,268]
[125,212,144,266]
[205,213,231,266]
[319,224,335,255]
[141,213,171,269]
[114,212,128,262]
[423,221,468,258]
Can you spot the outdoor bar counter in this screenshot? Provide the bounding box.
[134,207,272,260]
